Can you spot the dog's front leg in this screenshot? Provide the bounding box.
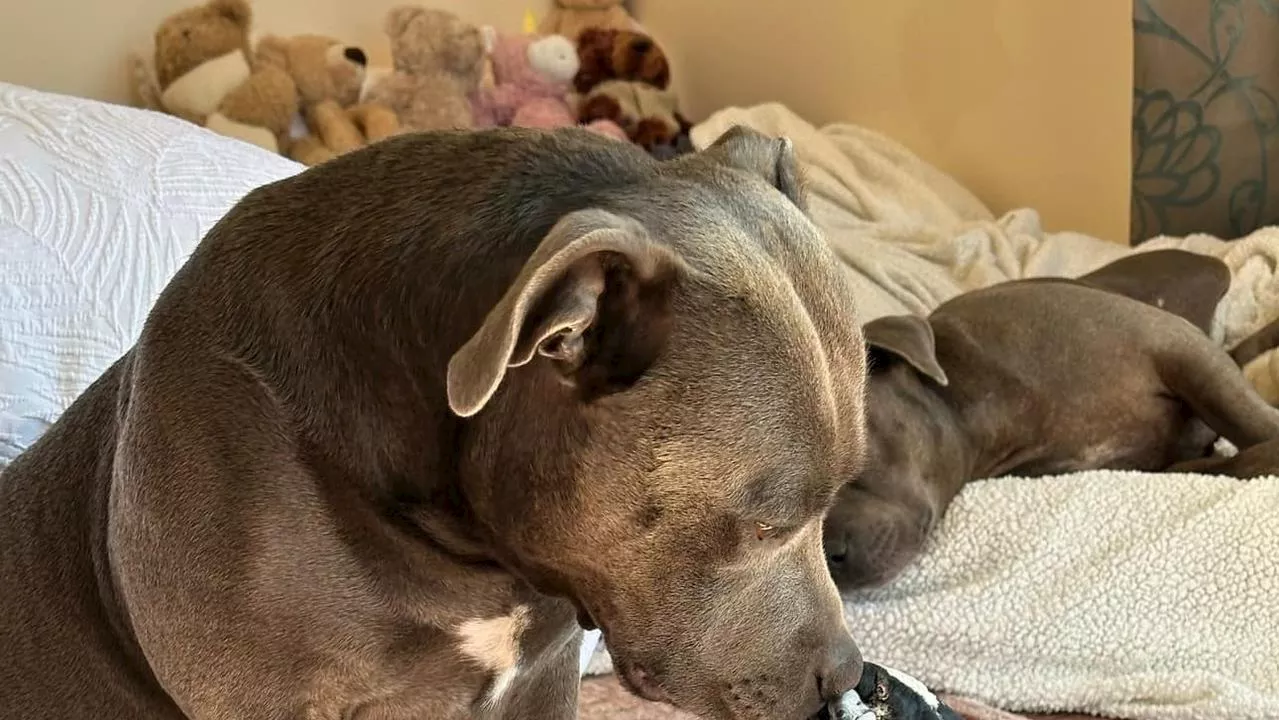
[493,641,583,720]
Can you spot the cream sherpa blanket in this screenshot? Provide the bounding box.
[584,104,1279,720]
[844,471,1278,720]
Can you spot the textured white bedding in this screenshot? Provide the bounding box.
[0,82,302,465]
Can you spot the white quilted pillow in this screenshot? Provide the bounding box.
[0,82,302,465]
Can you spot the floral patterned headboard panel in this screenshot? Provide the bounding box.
[1131,0,1278,244]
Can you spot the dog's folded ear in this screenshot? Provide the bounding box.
[447,209,678,417]
[701,125,808,212]
[863,314,949,387]
[1074,249,1230,335]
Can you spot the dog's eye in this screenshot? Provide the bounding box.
[754,522,778,541]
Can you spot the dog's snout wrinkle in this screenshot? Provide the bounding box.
[721,673,797,720]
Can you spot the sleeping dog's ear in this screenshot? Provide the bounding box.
[1075,249,1229,336]
[863,314,949,387]
[701,125,808,212]
[447,209,678,417]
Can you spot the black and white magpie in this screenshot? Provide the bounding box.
[818,661,962,720]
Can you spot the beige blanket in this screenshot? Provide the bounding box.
[688,104,1278,365]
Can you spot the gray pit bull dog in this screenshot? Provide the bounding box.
[0,127,869,719]
[824,250,1280,590]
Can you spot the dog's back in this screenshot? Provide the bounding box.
[930,278,1275,475]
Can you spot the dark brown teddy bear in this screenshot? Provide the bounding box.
[573,27,691,156]
[572,27,670,94]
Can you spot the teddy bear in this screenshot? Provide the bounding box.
[219,34,400,166]
[572,27,671,94]
[134,0,284,152]
[471,29,627,141]
[537,0,639,42]
[143,0,254,126]
[570,27,688,156]
[363,6,487,133]
[471,30,577,128]
[136,1,396,162]
[578,78,692,154]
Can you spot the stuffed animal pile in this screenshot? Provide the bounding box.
[572,26,691,157]
[131,0,400,166]
[129,0,692,165]
[470,19,626,141]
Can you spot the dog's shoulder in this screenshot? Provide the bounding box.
[310,128,658,202]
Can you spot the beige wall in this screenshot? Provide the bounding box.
[636,0,1135,243]
[1,0,1133,242]
[0,0,531,106]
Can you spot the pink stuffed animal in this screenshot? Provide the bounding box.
[472,29,627,141]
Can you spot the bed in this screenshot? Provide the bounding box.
[2,83,1277,720]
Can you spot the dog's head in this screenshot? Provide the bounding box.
[447,127,869,719]
[821,313,950,591]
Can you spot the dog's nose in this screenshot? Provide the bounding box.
[816,635,864,701]
[343,47,367,66]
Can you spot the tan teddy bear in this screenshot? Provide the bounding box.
[363,6,488,133]
[232,35,396,163]
[538,0,639,42]
[143,0,254,126]
[133,0,281,152]
[135,1,395,163]
[216,34,400,166]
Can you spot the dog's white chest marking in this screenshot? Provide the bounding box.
[455,605,530,706]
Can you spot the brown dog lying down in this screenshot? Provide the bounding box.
[0,127,871,720]
[824,249,1280,590]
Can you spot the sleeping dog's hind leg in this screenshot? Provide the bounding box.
[1156,324,1279,464]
